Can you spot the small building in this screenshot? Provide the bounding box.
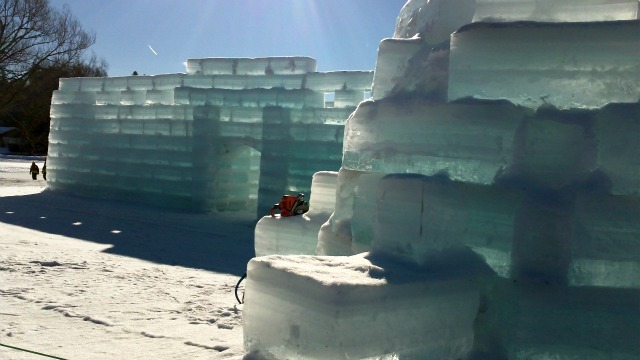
[0,126,23,150]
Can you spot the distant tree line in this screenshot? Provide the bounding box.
[0,0,108,154]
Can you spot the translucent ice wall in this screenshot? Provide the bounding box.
[322,98,640,255]
[365,174,640,358]
[47,59,373,214]
[48,102,215,210]
[365,173,640,287]
[344,99,640,194]
[309,98,639,356]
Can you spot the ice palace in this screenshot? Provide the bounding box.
[47,0,639,359]
[48,57,373,215]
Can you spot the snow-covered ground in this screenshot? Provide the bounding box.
[0,153,255,359]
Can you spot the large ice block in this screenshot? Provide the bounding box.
[181,74,215,88]
[393,0,476,44]
[330,89,361,108]
[212,74,305,90]
[371,174,520,272]
[102,77,129,91]
[372,38,450,101]
[51,91,97,105]
[119,89,146,105]
[57,77,82,92]
[448,20,640,109]
[78,77,105,92]
[317,168,372,256]
[126,75,153,90]
[308,171,337,214]
[95,91,121,105]
[144,89,174,105]
[350,173,385,254]
[474,0,640,23]
[50,103,94,120]
[343,99,527,184]
[305,71,373,92]
[185,57,317,76]
[152,73,185,90]
[243,254,481,359]
[371,38,422,100]
[254,215,322,257]
[372,175,462,265]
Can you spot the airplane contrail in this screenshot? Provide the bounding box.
[148,44,158,56]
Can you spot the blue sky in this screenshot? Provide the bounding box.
[49,0,408,77]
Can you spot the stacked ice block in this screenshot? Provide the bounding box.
[243,254,483,359]
[244,1,640,359]
[185,57,317,76]
[448,21,640,109]
[47,57,373,214]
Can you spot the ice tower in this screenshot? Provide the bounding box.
[47,57,372,215]
[243,1,640,359]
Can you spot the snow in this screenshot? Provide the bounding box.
[0,154,253,359]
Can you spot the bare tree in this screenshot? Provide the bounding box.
[0,0,96,116]
[9,53,108,153]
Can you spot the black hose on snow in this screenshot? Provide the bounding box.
[235,272,247,304]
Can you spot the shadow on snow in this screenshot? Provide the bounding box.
[0,189,256,276]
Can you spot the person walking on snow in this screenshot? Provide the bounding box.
[42,162,47,180]
[29,161,39,180]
